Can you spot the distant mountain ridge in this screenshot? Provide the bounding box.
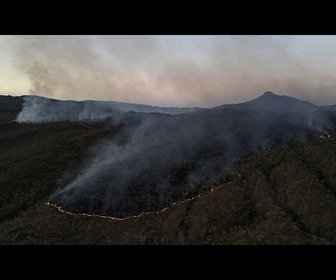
[243,91,317,111]
[0,91,336,122]
[215,91,319,114]
[13,95,201,123]
[23,95,201,115]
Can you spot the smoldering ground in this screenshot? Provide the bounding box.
[16,93,335,218]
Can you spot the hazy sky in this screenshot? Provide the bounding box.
[0,35,336,107]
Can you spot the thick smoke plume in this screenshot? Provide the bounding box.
[19,92,334,218]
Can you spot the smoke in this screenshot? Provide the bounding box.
[16,95,198,123]
[42,92,336,218]
[7,35,336,107]
[7,34,336,217]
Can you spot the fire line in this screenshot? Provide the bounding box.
[45,173,241,221]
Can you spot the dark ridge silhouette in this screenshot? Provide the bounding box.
[232,91,318,113]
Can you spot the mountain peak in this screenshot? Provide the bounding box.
[233,91,317,113]
[262,91,276,97]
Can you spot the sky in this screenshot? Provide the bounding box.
[0,35,336,107]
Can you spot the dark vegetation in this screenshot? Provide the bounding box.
[0,95,23,121]
[48,92,336,218]
[0,116,111,225]
[0,94,336,244]
[0,127,335,244]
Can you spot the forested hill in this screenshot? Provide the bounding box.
[0,93,335,244]
[0,125,335,244]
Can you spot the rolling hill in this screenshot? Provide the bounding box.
[233,91,318,113]
[0,126,335,244]
[40,92,336,218]
[0,92,335,244]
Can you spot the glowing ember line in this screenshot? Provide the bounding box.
[45,174,241,221]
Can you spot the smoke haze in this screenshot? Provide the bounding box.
[4,35,336,107]
[25,92,334,218]
[16,95,198,123]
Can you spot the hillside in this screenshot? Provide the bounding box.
[44,92,336,218]
[0,95,23,121]
[0,121,112,225]
[233,91,317,113]
[0,92,336,244]
[0,128,335,244]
